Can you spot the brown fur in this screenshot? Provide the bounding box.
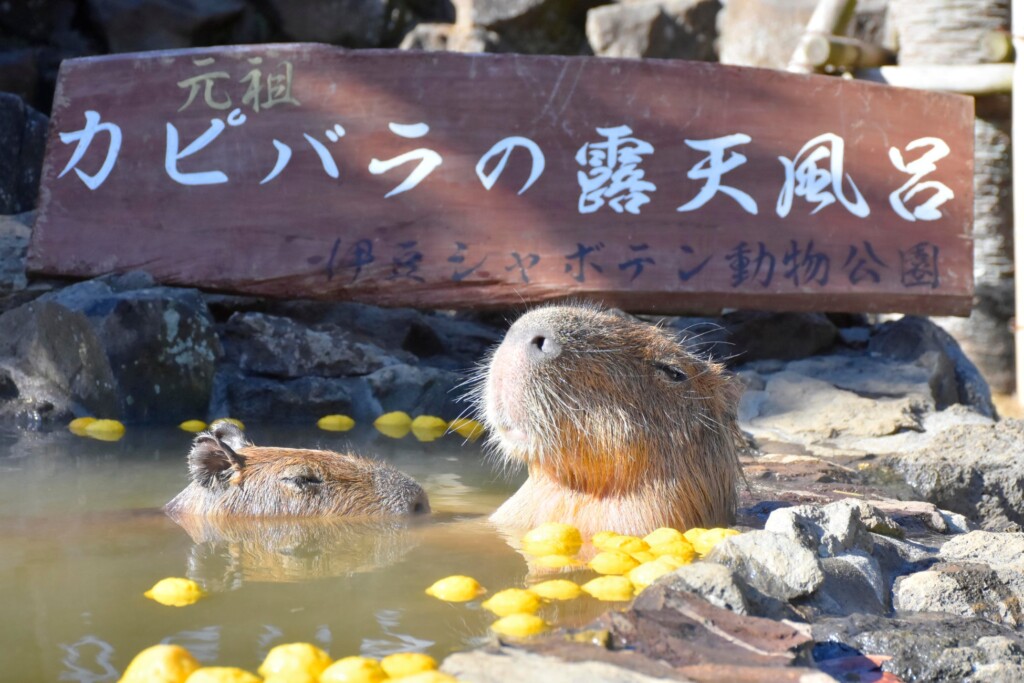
[471,304,742,536]
[164,424,430,519]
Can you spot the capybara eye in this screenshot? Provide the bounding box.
[282,474,323,489]
[654,362,688,382]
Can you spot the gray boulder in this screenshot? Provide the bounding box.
[939,530,1024,566]
[86,0,266,53]
[262,0,388,46]
[210,371,380,424]
[585,0,720,60]
[399,22,506,52]
[442,648,673,683]
[41,274,220,424]
[365,363,466,418]
[764,499,903,557]
[704,529,824,601]
[0,92,47,214]
[455,0,600,54]
[648,562,749,615]
[894,562,1024,627]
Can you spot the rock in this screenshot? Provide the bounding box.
[365,363,466,418]
[717,0,816,69]
[0,300,119,427]
[801,551,887,617]
[672,312,837,365]
[812,612,1024,682]
[939,530,1024,566]
[887,420,1024,530]
[870,499,972,536]
[86,0,260,53]
[454,0,600,54]
[764,499,902,558]
[222,312,408,379]
[0,92,47,214]
[399,22,506,52]
[42,274,220,424]
[210,371,379,424]
[893,562,1024,627]
[0,212,30,293]
[646,562,749,615]
[585,0,720,61]
[869,315,995,418]
[262,0,389,46]
[441,648,673,683]
[704,530,824,601]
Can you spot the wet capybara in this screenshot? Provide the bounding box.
[164,423,430,518]
[474,304,742,536]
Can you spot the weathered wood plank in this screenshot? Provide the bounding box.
[28,44,975,314]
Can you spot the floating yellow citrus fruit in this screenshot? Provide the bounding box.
[425,575,485,602]
[317,415,355,432]
[490,613,549,638]
[589,550,640,575]
[643,527,686,546]
[118,644,200,683]
[320,656,387,683]
[144,577,205,607]
[258,642,332,681]
[210,417,245,430]
[178,420,207,433]
[411,415,448,442]
[68,416,97,436]
[482,588,542,616]
[629,550,657,564]
[183,668,261,683]
[85,418,126,442]
[448,417,486,441]
[688,527,741,556]
[592,534,649,554]
[628,558,680,591]
[395,672,459,683]
[379,652,437,678]
[655,554,689,570]
[649,538,696,562]
[581,576,635,602]
[521,522,583,556]
[528,579,581,601]
[374,411,412,439]
[531,554,584,569]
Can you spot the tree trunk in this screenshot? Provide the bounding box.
[891,0,1015,394]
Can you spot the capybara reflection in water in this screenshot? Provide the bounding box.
[474,304,742,536]
[164,423,430,518]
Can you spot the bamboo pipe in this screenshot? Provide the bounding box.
[788,0,859,73]
[802,34,894,69]
[856,64,1013,95]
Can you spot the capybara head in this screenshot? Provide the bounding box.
[164,424,430,519]
[474,304,742,535]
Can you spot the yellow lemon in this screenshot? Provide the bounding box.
[590,531,618,547]
[411,415,448,442]
[374,411,412,439]
[589,550,640,575]
[649,538,696,563]
[448,417,485,441]
[395,673,459,683]
[581,576,635,602]
[144,577,205,607]
[629,550,657,564]
[320,657,387,683]
[210,417,245,430]
[317,415,355,432]
[689,527,741,556]
[184,668,261,683]
[425,575,485,602]
[531,554,584,569]
[528,579,581,601]
[118,644,200,683]
[85,418,126,442]
[682,527,708,545]
[643,527,686,547]
[178,420,208,433]
[521,522,583,556]
[69,416,97,436]
[481,588,541,616]
[258,643,332,681]
[490,613,549,638]
[627,558,680,591]
[379,652,437,678]
[655,554,690,570]
[593,534,649,554]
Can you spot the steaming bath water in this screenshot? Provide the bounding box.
[0,425,582,682]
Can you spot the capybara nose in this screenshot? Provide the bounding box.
[523,326,562,362]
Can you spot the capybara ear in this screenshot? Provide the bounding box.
[188,434,244,488]
[211,422,249,451]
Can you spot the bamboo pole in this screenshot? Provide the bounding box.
[802,35,893,69]
[788,0,859,73]
[1014,0,1024,408]
[856,63,1013,95]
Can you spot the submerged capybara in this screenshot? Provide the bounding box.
[164,423,430,518]
[474,304,742,536]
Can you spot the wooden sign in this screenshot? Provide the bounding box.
[27,45,975,315]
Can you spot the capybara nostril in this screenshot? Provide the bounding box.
[410,490,431,515]
[526,331,561,361]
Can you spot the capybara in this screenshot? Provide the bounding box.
[164,423,430,518]
[474,304,742,536]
